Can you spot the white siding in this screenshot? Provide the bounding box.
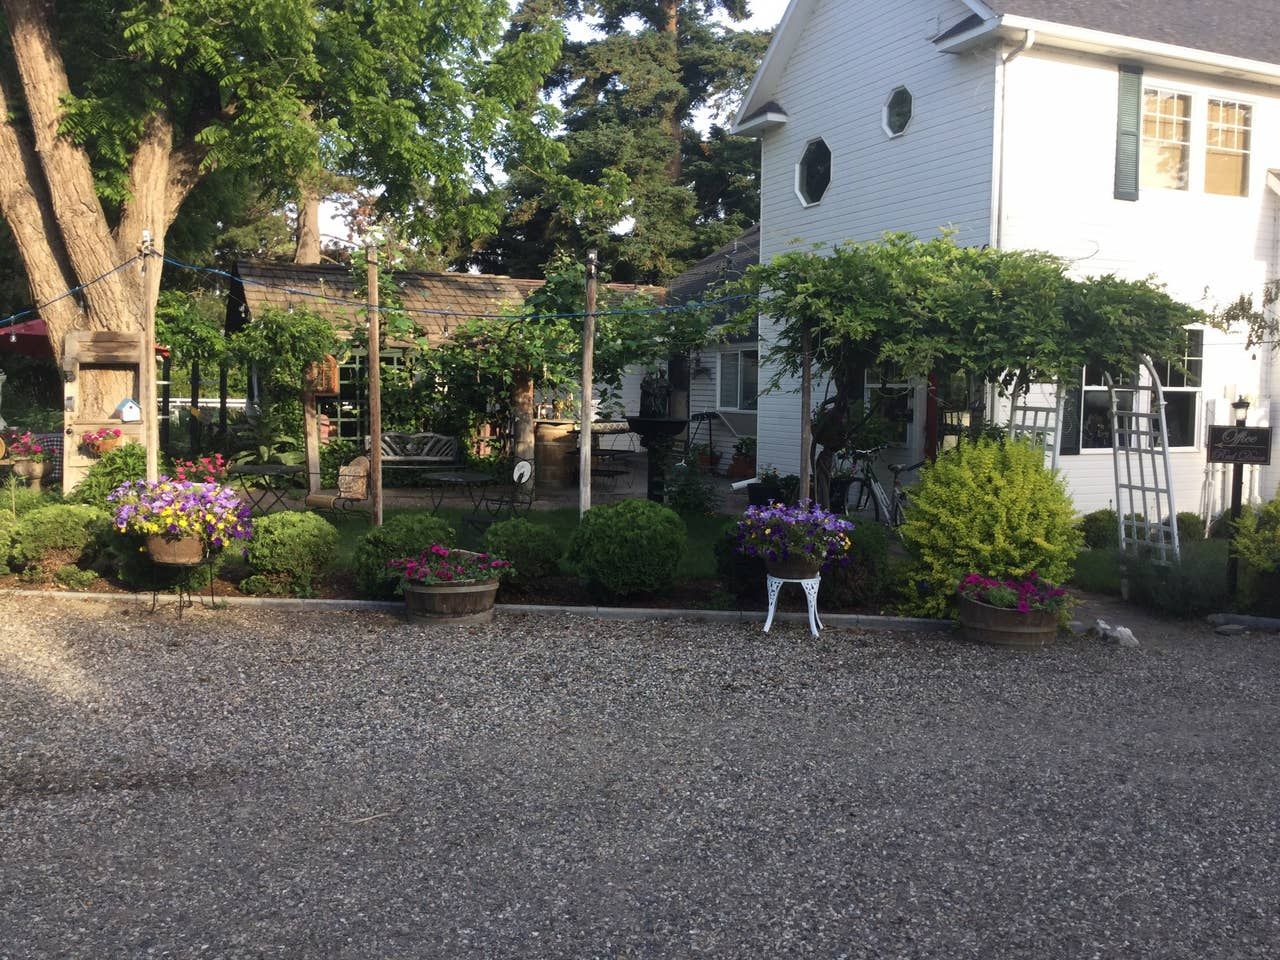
[999,48,1280,511]
[755,0,998,475]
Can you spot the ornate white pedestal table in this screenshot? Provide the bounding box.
[763,573,823,638]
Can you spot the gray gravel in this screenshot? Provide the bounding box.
[1,597,1278,959]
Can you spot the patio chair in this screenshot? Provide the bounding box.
[304,456,372,512]
[464,459,535,531]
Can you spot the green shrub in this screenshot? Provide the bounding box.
[244,511,338,596]
[900,439,1082,617]
[1232,499,1280,572]
[664,461,721,516]
[715,520,765,600]
[67,442,149,507]
[483,518,562,584]
[820,522,895,609]
[1070,548,1122,595]
[1,475,61,517]
[54,565,100,590]
[566,499,686,598]
[1126,543,1229,619]
[1079,509,1119,549]
[320,438,361,488]
[351,512,456,598]
[12,504,111,578]
[0,510,16,572]
[1175,511,1205,543]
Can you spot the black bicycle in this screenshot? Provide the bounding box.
[844,446,924,528]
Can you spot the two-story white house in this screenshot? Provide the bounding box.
[732,0,1280,515]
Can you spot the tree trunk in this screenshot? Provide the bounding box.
[294,186,323,264]
[512,370,535,490]
[660,0,682,181]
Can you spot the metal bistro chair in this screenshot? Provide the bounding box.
[466,459,535,531]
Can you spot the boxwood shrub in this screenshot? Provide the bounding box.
[12,504,111,579]
[352,512,456,598]
[243,511,338,596]
[567,499,685,598]
[483,518,562,584]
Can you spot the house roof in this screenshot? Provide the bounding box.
[979,1,1280,66]
[734,0,1280,133]
[667,225,759,343]
[228,261,660,348]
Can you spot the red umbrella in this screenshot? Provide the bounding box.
[0,317,52,358]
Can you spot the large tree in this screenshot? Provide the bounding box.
[0,0,560,370]
[468,0,769,283]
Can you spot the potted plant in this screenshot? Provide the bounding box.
[688,442,720,473]
[734,501,855,579]
[389,546,512,623]
[6,431,49,485]
[747,465,784,506]
[956,572,1068,649]
[81,426,124,457]
[728,436,757,480]
[108,478,253,565]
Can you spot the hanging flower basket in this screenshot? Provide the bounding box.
[145,534,205,567]
[390,547,511,624]
[82,427,124,456]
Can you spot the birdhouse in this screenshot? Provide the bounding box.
[112,398,143,423]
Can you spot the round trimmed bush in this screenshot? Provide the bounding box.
[1079,508,1119,549]
[351,512,456,598]
[900,439,1082,617]
[483,517,562,584]
[12,503,111,578]
[566,499,686,598]
[0,510,16,572]
[244,511,338,596]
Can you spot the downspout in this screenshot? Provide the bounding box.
[990,29,1035,420]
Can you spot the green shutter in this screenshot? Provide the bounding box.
[1114,65,1143,201]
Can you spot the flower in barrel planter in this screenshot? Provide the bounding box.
[81,426,123,456]
[956,572,1069,649]
[109,478,253,565]
[389,545,512,623]
[735,501,854,579]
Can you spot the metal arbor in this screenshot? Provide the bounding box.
[1105,355,1181,565]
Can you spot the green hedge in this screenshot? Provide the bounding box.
[352,512,456,598]
[567,499,685,598]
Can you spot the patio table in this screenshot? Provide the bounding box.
[228,463,305,513]
[423,469,496,512]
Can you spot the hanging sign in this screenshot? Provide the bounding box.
[1207,425,1272,465]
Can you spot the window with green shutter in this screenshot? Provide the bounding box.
[1114,65,1143,201]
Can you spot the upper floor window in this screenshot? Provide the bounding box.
[796,138,831,206]
[1205,99,1252,196]
[1141,88,1190,190]
[883,87,912,137]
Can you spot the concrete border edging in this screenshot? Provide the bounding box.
[3,589,954,632]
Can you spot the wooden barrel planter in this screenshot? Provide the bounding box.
[957,595,1058,649]
[146,534,204,566]
[403,580,500,624]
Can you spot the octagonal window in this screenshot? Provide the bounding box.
[796,138,831,206]
[884,87,913,137]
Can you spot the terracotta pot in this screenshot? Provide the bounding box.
[11,459,47,485]
[146,534,205,566]
[94,435,123,456]
[403,580,500,623]
[765,555,823,580]
[957,594,1059,649]
[727,453,756,480]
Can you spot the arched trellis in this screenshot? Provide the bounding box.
[1105,355,1181,565]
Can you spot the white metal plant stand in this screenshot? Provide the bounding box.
[1105,356,1181,565]
[763,574,823,638]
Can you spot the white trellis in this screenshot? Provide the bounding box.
[1008,385,1065,470]
[1105,356,1181,565]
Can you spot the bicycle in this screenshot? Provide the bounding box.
[843,446,924,528]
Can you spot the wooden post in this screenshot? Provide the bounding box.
[139,232,158,481]
[367,243,383,526]
[798,320,812,504]
[302,387,320,495]
[579,249,598,517]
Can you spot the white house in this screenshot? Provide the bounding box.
[732,0,1280,515]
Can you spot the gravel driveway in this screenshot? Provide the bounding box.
[2,597,1277,959]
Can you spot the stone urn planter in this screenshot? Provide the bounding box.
[11,458,47,486]
[146,534,205,566]
[957,594,1059,649]
[403,580,500,624]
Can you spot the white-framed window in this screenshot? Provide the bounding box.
[1153,329,1204,448]
[718,349,758,411]
[1205,99,1252,196]
[1141,87,1191,190]
[864,365,913,445]
[883,87,912,137]
[795,138,831,206]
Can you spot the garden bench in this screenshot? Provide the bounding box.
[304,456,372,512]
[372,432,460,471]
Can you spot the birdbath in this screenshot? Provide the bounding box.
[626,416,689,503]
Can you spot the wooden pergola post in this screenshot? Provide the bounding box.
[367,243,383,526]
[578,249,598,517]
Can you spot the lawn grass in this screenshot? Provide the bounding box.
[325,504,729,582]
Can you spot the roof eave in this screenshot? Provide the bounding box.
[731,110,789,137]
[938,14,1280,86]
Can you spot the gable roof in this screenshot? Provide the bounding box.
[735,0,1280,133]
[667,225,760,343]
[981,1,1280,65]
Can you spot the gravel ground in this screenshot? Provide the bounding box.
[1,597,1278,959]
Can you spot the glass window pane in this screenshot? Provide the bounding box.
[719,352,740,408]
[1082,389,1132,448]
[1206,149,1249,196]
[740,351,759,410]
[1162,393,1197,447]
